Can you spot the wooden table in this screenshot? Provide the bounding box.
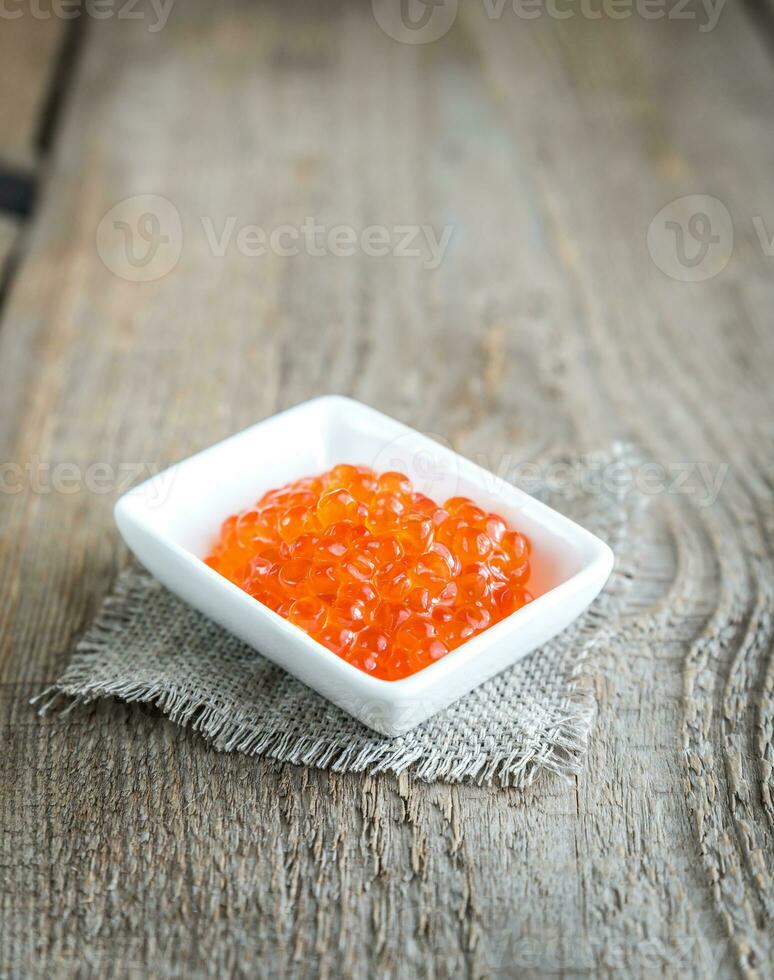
[2,2,773,976]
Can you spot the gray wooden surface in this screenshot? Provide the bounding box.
[1,2,773,977]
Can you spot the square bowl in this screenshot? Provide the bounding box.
[115,396,614,736]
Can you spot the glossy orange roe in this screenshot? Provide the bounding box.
[204,465,533,680]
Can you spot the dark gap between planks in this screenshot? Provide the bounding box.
[0,18,87,315]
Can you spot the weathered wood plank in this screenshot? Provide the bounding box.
[463,6,774,973]
[0,15,64,172]
[0,1,772,978]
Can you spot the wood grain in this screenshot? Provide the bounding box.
[1,1,772,977]
[0,14,64,171]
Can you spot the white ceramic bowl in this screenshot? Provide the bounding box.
[114,396,614,736]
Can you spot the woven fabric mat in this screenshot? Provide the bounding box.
[38,444,644,787]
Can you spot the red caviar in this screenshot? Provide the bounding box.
[204,465,533,680]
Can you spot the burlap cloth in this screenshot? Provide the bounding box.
[36,444,644,787]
